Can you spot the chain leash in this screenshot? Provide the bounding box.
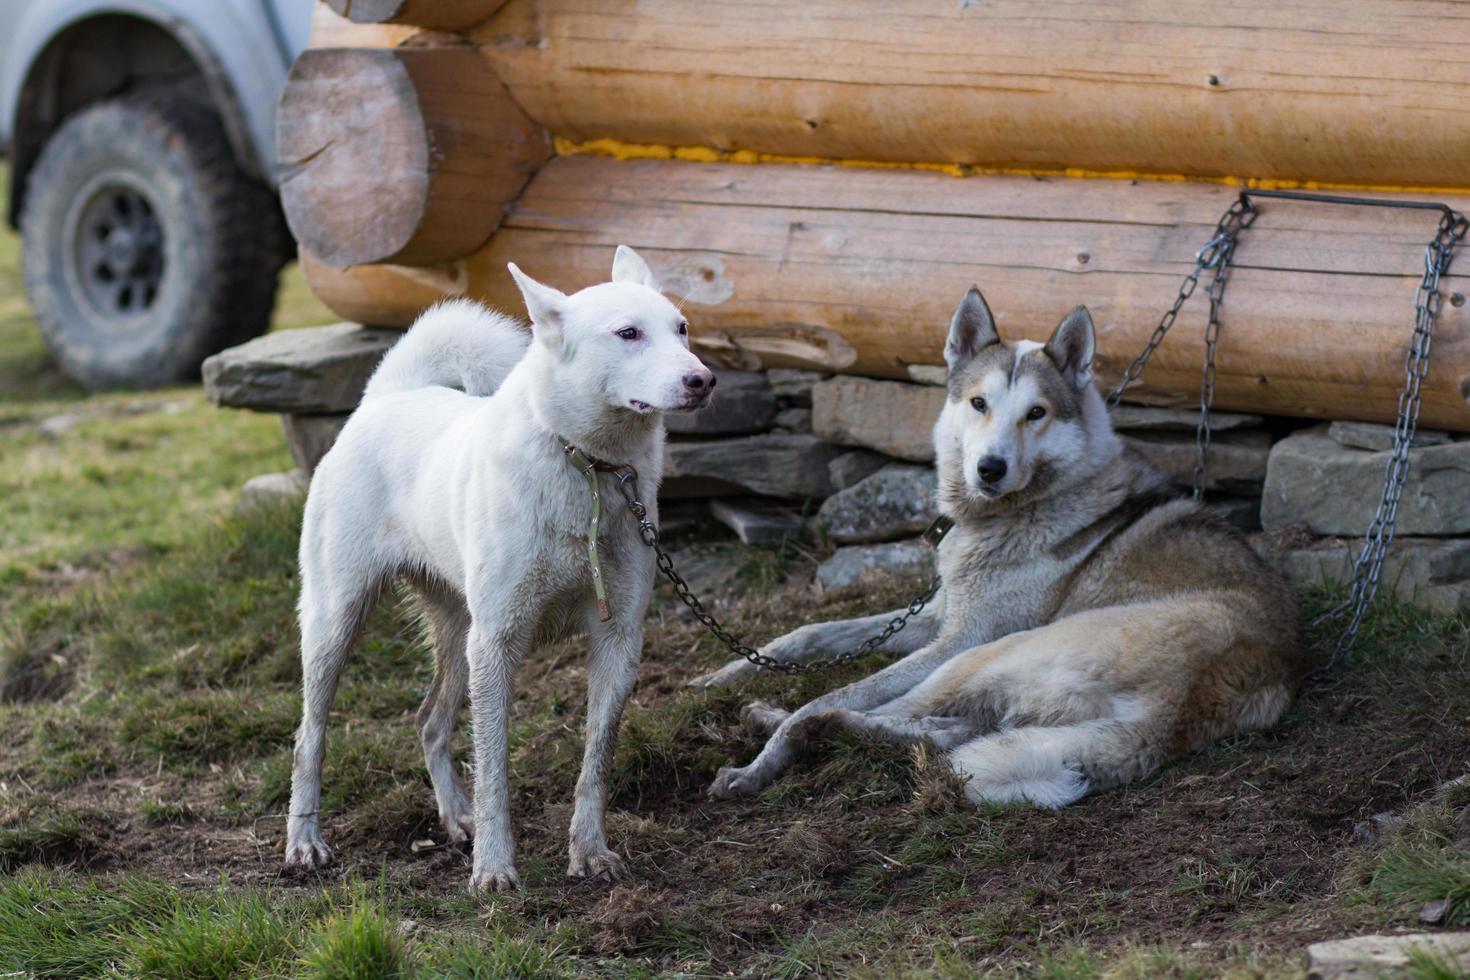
[609,467,946,674]
[1306,201,1467,679]
[1105,194,1258,497]
[1107,188,1464,677]
[575,192,1460,681]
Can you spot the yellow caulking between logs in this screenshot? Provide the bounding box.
[553,137,1470,197]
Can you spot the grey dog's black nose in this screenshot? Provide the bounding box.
[683,371,714,391]
[978,456,1008,484]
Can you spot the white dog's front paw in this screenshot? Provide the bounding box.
[284,828,333,868]
[707,764,770,800]
[687,658,758,689]
[440,799,475,845]
[568,844,628,881]
[468,865,520,894]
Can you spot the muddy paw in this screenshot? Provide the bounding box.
[707,764,767,800]
[284,835,333,869]
[568,846,629,882]
[468,867,520,893]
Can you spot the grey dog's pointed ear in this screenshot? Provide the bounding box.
[1044,305,1097,389]
[945,287,1000,372]
[611,244,660,291]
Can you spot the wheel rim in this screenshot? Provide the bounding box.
[69,176,166,319]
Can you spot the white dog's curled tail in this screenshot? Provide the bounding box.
[361,298,530,402]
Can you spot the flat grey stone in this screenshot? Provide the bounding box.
[1109,404,1262,432]
[1256,535,1470,615]
[282,413,350,474]
[816,539,933,592]
[1305,932,1470,979]
[766,368,830,406]
[664,370,775,436]
[709,499,803,545]
[812,376,945,463]
[828,450,889,491]
[664,433,841,500]
[1262,425,1470,536]
[660,544,745,608]
[818,465,938,544]
[1122,429,1271,494]
[773,408,812,433]
[1328,420,1451,453]
[203,323,401,414]
[239,470,307,511]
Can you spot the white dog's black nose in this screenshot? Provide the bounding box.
[683,370,715,392]
[978,456,1008,485]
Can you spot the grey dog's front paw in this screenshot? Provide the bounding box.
[687,658,758,689]
[739,700,791,735]
[707,764,770,800]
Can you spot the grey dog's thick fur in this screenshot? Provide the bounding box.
[697,289,1305,808]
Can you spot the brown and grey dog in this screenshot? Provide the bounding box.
[696,288,1305,808]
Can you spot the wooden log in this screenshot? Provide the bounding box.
[308,4,415,48]
[301,156,1470,431]
[277,46,550,267]
[455,0,1470,190]
[325,0,506,31]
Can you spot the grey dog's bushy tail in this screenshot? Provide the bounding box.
[361,298,530,401]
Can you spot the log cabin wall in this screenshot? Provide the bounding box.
[281,1,1470,431]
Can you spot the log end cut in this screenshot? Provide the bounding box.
[278,46,550,268]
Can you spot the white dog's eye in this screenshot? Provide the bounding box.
[970,396,987,413]
[616,326,641,341]
[1027,405,1047,421]
[678,320,688,336]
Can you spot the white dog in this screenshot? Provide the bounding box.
[284,246,713,892]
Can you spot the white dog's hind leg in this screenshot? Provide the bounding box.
[946,719,1162,810]
[567,621,640,881]
[465,619,528,893]
[688,598,945,689]
[286,576,379,867]
[412,588,474,844]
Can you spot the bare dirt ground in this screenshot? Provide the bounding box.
[7,536,1467,975]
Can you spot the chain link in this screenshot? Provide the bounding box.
[594,192,1461,681]
[1308,204,1467,679]
[1106,195,1257,496]
[610,468,941,674]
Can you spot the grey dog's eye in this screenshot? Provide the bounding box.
[616,326,640,341]
[1027,405,1047,421]
[970,396,987,413]
[678,321,688,336]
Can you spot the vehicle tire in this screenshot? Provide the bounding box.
[20,95,289,389]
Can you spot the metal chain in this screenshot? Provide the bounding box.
[587,191,1461,682]
[1308,202,1467,679]
[1106,195,1258,496]
[611,468,942,674]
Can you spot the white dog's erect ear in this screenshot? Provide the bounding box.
[1044,305,1097,389]
[945,287,1000,372]
[610,245,660,291]
[507,262,568,346]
